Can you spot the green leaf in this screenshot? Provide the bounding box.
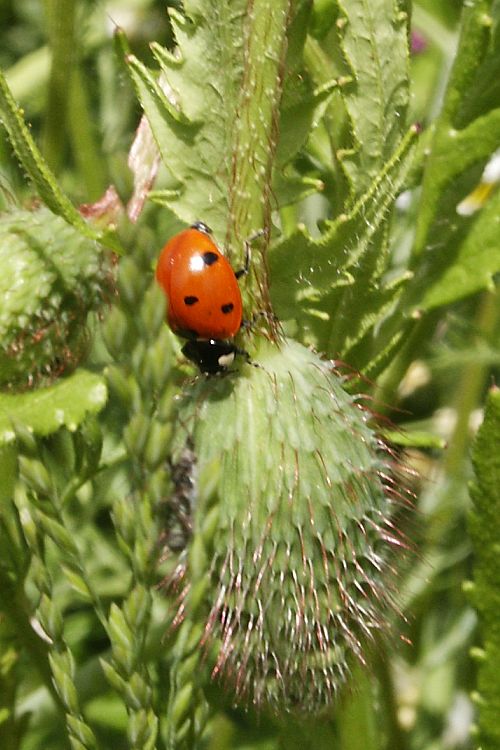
[413,1,500,257]
[381,429,446,451]
[380,3,500,343]
[469,387,500,749]
[124,1,328,247]
[268,125,417,366]
[274,1,337,172]
[315,267,412,372]
[416,184,500,311]
[454,7,500,128]
[272,171,325,208]
[334,0,410,199]
[440,0,495,128]
[267,0,415,370]
[412,108,500,265]
[122,1,247,239]
[0,70,93,239]
[0,370,107,445]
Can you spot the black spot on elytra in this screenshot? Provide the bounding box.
[202,251,219,266]
[184,295,199,306]
[221,302,234,314]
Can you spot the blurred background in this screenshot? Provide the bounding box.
[1,1,499,748]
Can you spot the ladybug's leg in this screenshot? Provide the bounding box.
[234,346,250,361]
[234,247,250,279]
[234,346,261,370]
[234,228,266,279]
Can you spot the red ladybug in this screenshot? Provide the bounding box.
[156,221,248,374]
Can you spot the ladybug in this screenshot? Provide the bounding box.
[156,221,248,374]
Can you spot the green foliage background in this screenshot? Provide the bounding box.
[0,0,500,749]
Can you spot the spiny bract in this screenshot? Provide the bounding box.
[170,337,409,714]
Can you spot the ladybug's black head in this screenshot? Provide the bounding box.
[182,339,241,374]
[191,221,212,236]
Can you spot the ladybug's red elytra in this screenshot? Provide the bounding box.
[156,221,248,374]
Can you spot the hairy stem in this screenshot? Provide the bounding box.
[227,0,292,318]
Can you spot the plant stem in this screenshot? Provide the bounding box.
[336,666,379,750]
[374,650,410,750]
[68,65,107,200]
[444,289,500,477]
[42,0,77,173]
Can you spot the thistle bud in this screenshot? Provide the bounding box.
[0,207,111,389]
[171,337,410,714]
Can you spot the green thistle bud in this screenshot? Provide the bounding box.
[0,207,112,389]
[170,337,410,714]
